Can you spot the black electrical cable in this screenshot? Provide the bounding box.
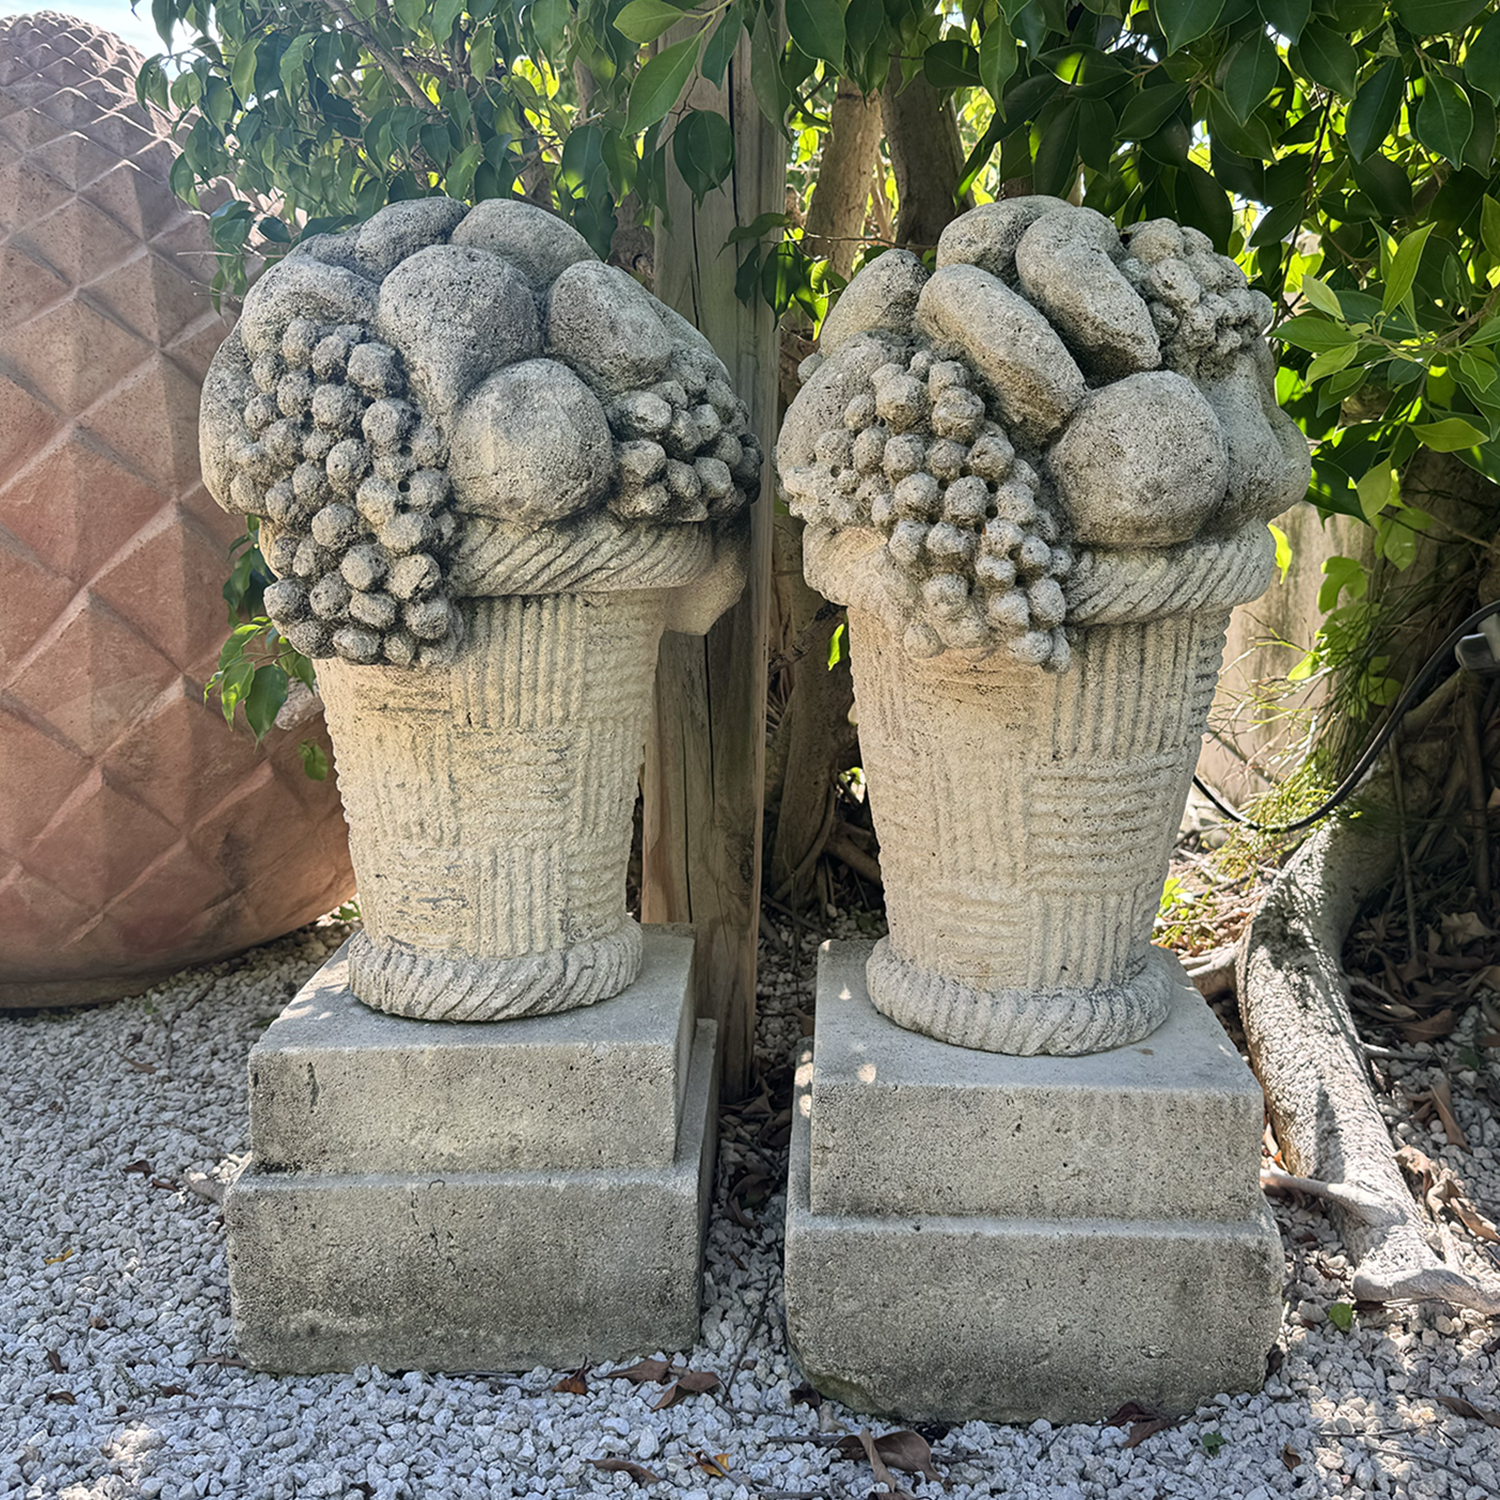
[1191,599,1500,836]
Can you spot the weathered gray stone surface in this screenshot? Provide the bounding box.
[1050,370,1229,548]
[917,263,1086,446]
[201,198,760,1022]
[816,248,926,353]
[779,199,1307,1055]
[227,928,718,1373]
[807,941,1264,1220]
[782,943,1283,1423]
[248,933,696,1175]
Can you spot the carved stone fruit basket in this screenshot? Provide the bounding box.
[200,197,756,1021]
[778,198,1310,1055]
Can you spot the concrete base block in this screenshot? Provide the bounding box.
[783,941,1283,1424]
[227,928,717,1373]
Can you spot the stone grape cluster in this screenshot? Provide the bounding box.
[228,316,464,668]
[607,366,762,524]
[792,351,1073,669]
[1120,220,1275,382]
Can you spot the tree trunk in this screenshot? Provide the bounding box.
[767,514,856,902]
[801,80,884,280]
[881,54,970,250]
[1239,675,1500,1313]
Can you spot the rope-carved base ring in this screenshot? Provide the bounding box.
[347,922,643,1022]
[866,939,1178,1056]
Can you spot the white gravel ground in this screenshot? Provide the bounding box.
[3,912,1499,1500]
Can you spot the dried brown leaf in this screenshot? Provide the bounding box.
[45,1350,65,1374]
[652,1381,681,1410]
[1441,911,1494,943]
[1427,1077,1470,1151]
[693,1452,733,1478]
[609,1358,671,1385]
[1124,1417,1181,1448]
[1448,1193,1500,1243]
[121,1160,152,1176]
[156,1384,188,1397]
[836,1430,944,1486]
[1432,1393,1500,1428]
[125,1058,157,1073]
[790,1381,823,1410]
[589,1458,661,1486]
[1105,1401,1160,1427]
[675,1369,719,1395]
[45,1391,75,1405]
[1281,1445,1303,1470]
[1399,1008,1458,1043]
[552,1367,589,1396]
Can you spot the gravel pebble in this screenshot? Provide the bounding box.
[2,909,1498,1498]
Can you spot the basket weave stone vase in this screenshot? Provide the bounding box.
[319,589,667,1020]
[847,593,1237,1055]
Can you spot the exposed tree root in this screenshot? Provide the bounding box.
[1238,676,1500,1316]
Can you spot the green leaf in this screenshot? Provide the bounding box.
[785,0,845,66]
[1032,98,1081,199]
[1327,1302,1355,1333]
[626,36,700,135]
[1393,0,1487,37]
[1301,275,1343,317]
[1269,521,1293,580]
[827,621,846,669]
[726,210,791,244]
[1306,342,1360,381]
[702,8,742,88]
[1346,61,1404,163]
[1483,194,1500,258]
[924,38,981,91]
[1176,159,1233,251]
[979,19,1019,104]
[1156,0,1226,53]
[298,740,330,781]
[615,0,693,45]
[1318,555,1368,612]
[432,0,466,42]
[230,34,261,101]
[1292,24,1358,99]
[243,663,289,744]
[278,33,313,99]
[470,25,496,80]
[151,0,174,48]
[1468,13,1500,103]
[1416,76,1474,165]
[1225,31,1280,124]
[673,108,735,204]
[1117,82,1188,140]
[1381,223,1434,313]
[1411,415,1488,450]
[1352,153,1414,218]
[1356,464,1398,521]
[531,0,569,51]
[1276,314,1357,351]
[749,9,790,133]
[1258,0,1309,43]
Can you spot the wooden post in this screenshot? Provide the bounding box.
[644,38,783,1098]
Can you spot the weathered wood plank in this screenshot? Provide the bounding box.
[644,38,783,1097]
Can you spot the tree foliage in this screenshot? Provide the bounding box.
[139,0,1500,743]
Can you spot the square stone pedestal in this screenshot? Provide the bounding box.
[784,941,1282,1424]
[227,926,717,1372]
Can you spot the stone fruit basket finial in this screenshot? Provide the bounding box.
[778,197,1310,1056]
[200,198,756,1022]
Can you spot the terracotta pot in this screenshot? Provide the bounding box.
[318,590,669,1021]
[0,14,353,1006]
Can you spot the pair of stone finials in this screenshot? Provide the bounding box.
[203,194,1308,1057]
